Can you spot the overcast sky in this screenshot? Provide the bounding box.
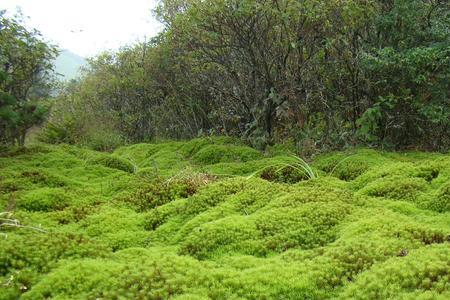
[2,0,162,57]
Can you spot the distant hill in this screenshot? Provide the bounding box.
[53,50,86,80]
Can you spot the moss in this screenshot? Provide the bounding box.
[0,142,449,299]
[0,232,109,297]
[422,182,450,213]
[339,244,450,299]
[124,172,215,212]
[76,206,148,251]
[260,165,310,183]
[0,145,51,158]
[265,141,296,156]
[179,216,261,259]
[203,155,299,176]
[53,205,98,224]
[192,144,262,165]
[358,175,428,202]
[88,154,135,173]
[254,201,351,252]
[17,187,73,212]
[314,149,391,181]
[20,250,216,300]
[0,178,22,194]
[179,136,243,157]
[114,141,189,175]
[19,168,68,187]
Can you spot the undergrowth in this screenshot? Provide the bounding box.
[0,138,449,299]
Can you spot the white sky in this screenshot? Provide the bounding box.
[1,0,162,57]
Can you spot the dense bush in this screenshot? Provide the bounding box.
[41,0,450,151]
[0,12,57,147]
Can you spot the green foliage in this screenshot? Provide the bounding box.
[0,11,58,146]
[42,0,450,151]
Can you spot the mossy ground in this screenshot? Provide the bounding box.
[1,139,449,299]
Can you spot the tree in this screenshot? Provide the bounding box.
[42,0,450,152]
[0,10,58,146]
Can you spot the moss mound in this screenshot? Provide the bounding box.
[192,144,262,164]
[18,187,73,212]
[88,154,135,173]
[0,140,449,299]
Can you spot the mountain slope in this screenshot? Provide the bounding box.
[53,49,86,80]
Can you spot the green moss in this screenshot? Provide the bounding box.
[114,141,189,175]
[76,206,148,251]
[265,141,296,156]
[0,142,449,299]
[88,154,135,173]
[254,201,351,252]
[314,149,391,181]
[17,187,73,212]
[422,182,450,213]
[19,168,68,187]
[192,144,262,165]
[203,155,299,176]
[260,165,310,183]
[20,250,217,299]
[358,175,428,202]
[339,244,450,299]
[180,216,261,259]
[179,136,243,157]
[0,232,109,297]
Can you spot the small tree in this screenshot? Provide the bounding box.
[0,10,58,146]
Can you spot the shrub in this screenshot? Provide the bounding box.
[83,130,125,152]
